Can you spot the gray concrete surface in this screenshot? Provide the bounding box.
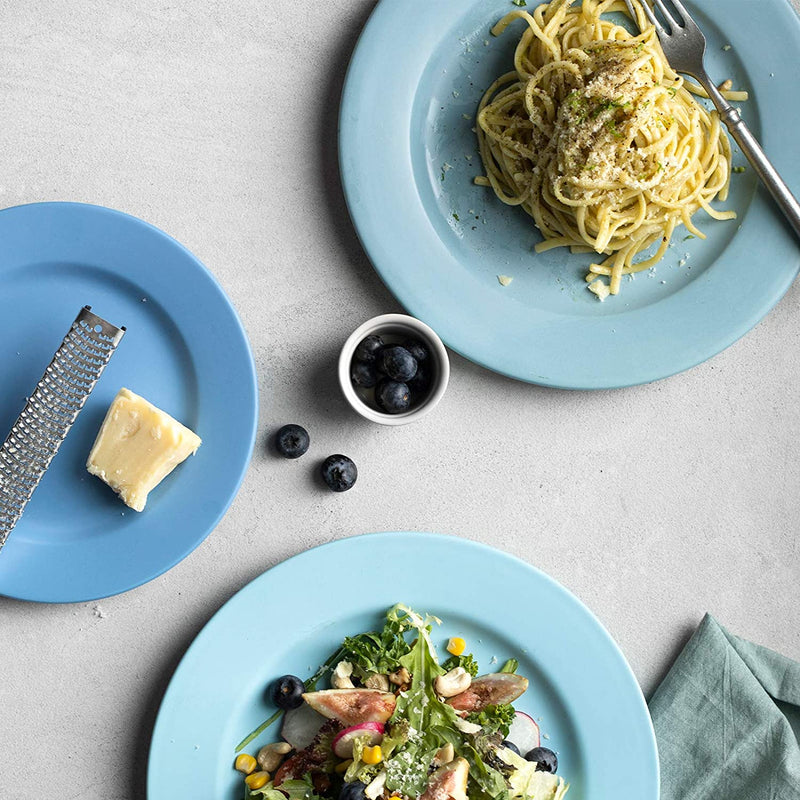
[0,1,798,797]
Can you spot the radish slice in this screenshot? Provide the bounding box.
[281,704,326,750]
[332,721,385,758]
[506,711,540,753]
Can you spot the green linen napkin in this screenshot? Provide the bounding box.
[649,614,800,800]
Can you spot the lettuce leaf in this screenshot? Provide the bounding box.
[497,748,569,800]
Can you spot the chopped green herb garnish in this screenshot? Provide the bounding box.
[604,118,623,138]
[453,212,460,221]
[683,234,696,240]
[634,41,645,54]
[466,704,517,737]
[512,0,527,5]
[732,166,746,173]
[442,652,479,677]
[499,658,519,673]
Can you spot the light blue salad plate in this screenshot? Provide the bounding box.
[0,202,257,602]
[339,0,800,389]
[147,532,659,800]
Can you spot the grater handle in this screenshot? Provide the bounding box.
[0,306,125,552]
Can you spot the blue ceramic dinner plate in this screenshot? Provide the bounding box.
[339,0,800,388]
[147,532,659,800]
[0,202,257,602]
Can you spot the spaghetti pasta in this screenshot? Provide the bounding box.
[475,0,743,298]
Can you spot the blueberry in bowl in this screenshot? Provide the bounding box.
[378,345,417,382]
[375,379,410,413]
[354,334,384,364]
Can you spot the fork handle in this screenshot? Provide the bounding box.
[700,76,800,241]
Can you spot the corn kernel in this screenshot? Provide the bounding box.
[245,771,270,790]
[335,759,353,773]
[362,745,383,765]
[388,796,403,800]
[447,637,466,656]
[234,753,257,774]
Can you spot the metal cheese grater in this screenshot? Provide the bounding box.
[0,306,125,552]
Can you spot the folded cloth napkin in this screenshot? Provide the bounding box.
[649,614,800,800]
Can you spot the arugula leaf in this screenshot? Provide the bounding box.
[383,606,463,797]
[499,659,518,674]
[280,776,324,800]
[466,704,517,737]
[247,775,323,800]
[464,745,510,800]
[340,605,414,678]
[442,652,479,677]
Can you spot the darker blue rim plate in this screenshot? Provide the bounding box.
[0,202,258,602]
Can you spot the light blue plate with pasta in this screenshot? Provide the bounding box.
[339,0,800,389]
[147,532,659,799]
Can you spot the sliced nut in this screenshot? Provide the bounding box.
[331,660,355,689]
[257,742,292,772]
[388,667,410,686]
[364,672,390,691]
[433,743,455,766]
[453,716,482,735]
[434,667,471,698]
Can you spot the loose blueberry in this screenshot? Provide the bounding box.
[376,379,410,414]
[339,781,367,800]
[407,366,431,396]
[403,337,430,364]
[379,346,417,381]
[502,740,520,756]
[354,335,384,364]
[275,424,310,459]
[351,360,377,388]
[321,454,358,492]
[524,746,558,773]
[270,674,305,710]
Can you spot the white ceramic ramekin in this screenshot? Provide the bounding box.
[338,313,450,426]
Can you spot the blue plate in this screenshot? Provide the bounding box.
[0,202,257,602]
[147,532,659,800]
[340,0,800,388]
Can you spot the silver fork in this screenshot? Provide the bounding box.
[624,0,800,240]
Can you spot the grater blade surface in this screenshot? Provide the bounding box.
[0,306,125,551]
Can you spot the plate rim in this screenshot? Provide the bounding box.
[338,0,800,389]
[0,200,258,603]
[146,530,660,799]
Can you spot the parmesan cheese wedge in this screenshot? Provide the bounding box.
[86,388,201,512]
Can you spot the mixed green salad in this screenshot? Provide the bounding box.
[234,605,568,800]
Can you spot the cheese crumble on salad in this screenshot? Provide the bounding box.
[234,604,568,800]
